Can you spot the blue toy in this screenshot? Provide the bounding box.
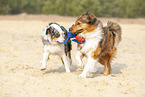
[59,25,86,44]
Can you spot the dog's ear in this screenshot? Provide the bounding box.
[86,11,90,15]
[91,18,97,24]
[86,11,94,17]
[46,27,52,42]
[46,28,50,35]
[85,12,97,24]
[42,26,52,42]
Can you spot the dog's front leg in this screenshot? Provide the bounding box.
[79,52,97,78]
[76,50,84,67]
[62,53,71,72]
[40,49,49,70]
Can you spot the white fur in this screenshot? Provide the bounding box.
[41,44,71,72]
[76,23,103,78]
[40,24,71,72]
[42,26,52,42]
[50,24,65,42]
[76,51,84,67]
[42,24,65,43]
[50,24,63,33]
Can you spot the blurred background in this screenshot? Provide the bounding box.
[0,1,145,97]
[0,0,145,18]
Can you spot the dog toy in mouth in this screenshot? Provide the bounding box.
[75,35,85,43]
[59,25,86,44]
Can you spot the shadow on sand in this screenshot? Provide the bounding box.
[43,63,127,78]
[91,63,128,78]
[43,64,78,74]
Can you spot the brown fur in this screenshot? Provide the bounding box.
[70,12,122,76]
[70,12,100,34]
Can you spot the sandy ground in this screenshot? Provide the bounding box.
[0,15,145,97]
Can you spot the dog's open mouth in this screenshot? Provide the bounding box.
[75,29,84,34]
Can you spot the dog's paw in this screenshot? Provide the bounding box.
[40,67,46,71]
[66,70,71,73]
[78,73,87,78]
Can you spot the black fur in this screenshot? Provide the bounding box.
[60,26,72,55]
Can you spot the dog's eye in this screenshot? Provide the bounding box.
[55,33,60,38]
[77,22,80,25]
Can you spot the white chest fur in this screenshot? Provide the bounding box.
[80,27,103,54]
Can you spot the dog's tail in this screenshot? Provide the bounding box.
[107,21,122,47]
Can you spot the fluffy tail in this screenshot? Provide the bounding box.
[107,21,122,47]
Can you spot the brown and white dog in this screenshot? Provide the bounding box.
[70,12,122,78]
[40,22,72,72]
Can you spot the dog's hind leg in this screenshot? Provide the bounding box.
[67,52,72,65]
[61,57,65,65]
[61,52,72,66]
[103,55,112,76]
[62,53,71,72]
[103,48,116,75]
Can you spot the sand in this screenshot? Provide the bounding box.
[0,15,145,97]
